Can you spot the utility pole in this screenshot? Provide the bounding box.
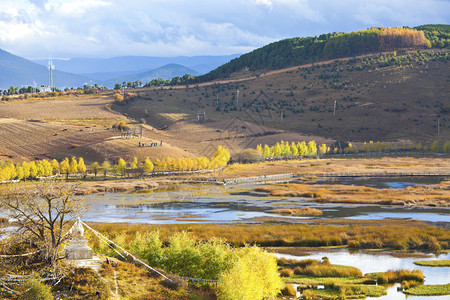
[48,59,54,91]
[280,109,283,122]
[333,100,337,116]
[236,89,239,106]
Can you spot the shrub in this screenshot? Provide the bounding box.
[279,258,320,268]
[402,280,422,289]
[347,240,360,248]
[377,273,388,284]
[131,230,163,267]
[384,269,424,283]
[294,266,303,275]
[21,278,54,300]
[113,93,124,103]
[280,268,294,277]
[282,284,297,296]
[163,231,202,277]
[101,262,115,277]
[302,264,362,278]
[161,275,185,290]
[232,149,263,163]
[162,232,235,280]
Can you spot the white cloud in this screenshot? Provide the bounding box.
[252,0,273,8]
[44,0,111,17]
[0,0,448,59]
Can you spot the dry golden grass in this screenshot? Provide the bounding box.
[271,207,323,216]
[89,220,449,251]
[97,261,208,299]
[217,157,450,179]
[256,182,450,207]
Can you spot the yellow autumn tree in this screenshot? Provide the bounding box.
[78,157,87,175]
[217,246,283,300]
[60,158,70,179]
[144,157,154,173]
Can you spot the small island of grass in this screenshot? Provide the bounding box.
[404,284,450,296]
[271,207,323,216]
[414,260,450,267]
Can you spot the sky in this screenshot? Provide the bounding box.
[1,0,449,59]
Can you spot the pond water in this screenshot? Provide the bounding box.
[81,181,449,224]
[276,249,450,300]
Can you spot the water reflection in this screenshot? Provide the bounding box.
[366,283,450,300]
[276,250,449,284]
[276,249,450,300]
[81,184,449,224]
[311,176,448,189]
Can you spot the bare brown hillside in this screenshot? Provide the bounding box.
[119,50,449,145]
[0,51,448,164]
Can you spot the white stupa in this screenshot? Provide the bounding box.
[65,219,93,260]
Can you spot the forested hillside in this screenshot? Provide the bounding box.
[415,24,450,48]
[194,25,449,82]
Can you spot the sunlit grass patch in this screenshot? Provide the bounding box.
[48,117,126,127]
[369,269,424,284]
[89,221,450,251]
[271,207,323,216]
[99,261,197,299]
[52,267,109,299]
[302,283,386,299]
[404,284,450,296]
[413,259,450,267]
[278,258,363,279]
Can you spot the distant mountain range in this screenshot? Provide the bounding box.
[0,49,240,90]
[102,64,199,87]
[0,48,92,90]
[33,54,240,75]
[32,54,240,88]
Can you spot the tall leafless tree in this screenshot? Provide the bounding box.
[0,180,85,268]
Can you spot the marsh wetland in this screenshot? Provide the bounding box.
[82,176,449,224]
[78,175,450,299]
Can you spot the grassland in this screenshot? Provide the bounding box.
[89,220,449,251]
[99,261,211,299]
[50,261,211,299]
[414,259,450,267]
[217,156,450,179]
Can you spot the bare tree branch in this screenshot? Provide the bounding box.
[0,179,85,268]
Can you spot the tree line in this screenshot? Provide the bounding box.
[255,140,328,159]
[189,26,443,83]
[340,140,449,154]
[0,146,231,182]
[249,139,450,161]
[415,24,450,49]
